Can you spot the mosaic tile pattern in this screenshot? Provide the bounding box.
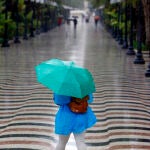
[0,21,150,150]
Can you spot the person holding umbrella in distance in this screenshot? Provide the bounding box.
[94,15,100,29]
[72,16,78,30]
[35,59,97,150]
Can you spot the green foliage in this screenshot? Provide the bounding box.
[18,0,25,11]
[0,1,16,41]
[103,7,118,28]
[88,0,110,8]
[89,0,138,8]
[133,40,147,51]
[0,17,16,40]
[27,11,33,21]
[0,1,4,12]
[0,0,5,34]
[106,9,118,26]
[126,0,137,7]
[55,0,62,6]
[7,21,16,39]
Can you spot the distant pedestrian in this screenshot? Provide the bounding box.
[66,18,70,25]
[94,15,100,28]
[85,16,89,23]
[57,17,62,27]
[73,18,78,29]
[81,14,85,22]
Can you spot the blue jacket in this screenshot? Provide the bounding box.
[53,93,97,135]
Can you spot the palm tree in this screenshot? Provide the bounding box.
[89,0,150,50]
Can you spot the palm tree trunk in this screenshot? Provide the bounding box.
[142,0,150,47]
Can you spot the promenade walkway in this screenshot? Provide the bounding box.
[0,19,150,150]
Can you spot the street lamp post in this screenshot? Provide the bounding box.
[35,1,40,34]
[118,3,123,45]
[30,0,35,37]
[43,0,49,32]
[133,0,145,64]
[145,0,150,77]
[126,4,135,55]
[116,3,121,41]
[14,0,21,43]
[112,26,117,38]
[1,0,10,47]
[145,63,150,77]
[43,4,48,32]
[23,0,29,40]
[35,0,44,34]
[122,0,128,49]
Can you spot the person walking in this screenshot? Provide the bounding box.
[94,15,100,28]
[54,93,97,150]
[35,59,96,150]
[57,17,63,28]
[73,18,78,30]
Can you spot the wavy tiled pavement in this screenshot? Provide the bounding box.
[0,20,150,150]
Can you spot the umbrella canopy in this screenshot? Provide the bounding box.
[35,59,95,98]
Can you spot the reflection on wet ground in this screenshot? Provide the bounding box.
[0,20,150,150]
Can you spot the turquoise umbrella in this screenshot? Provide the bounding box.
[35,59,95,98]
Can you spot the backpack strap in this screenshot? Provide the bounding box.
[71,95,89,103]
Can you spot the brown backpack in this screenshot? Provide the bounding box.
[69,95,89,113]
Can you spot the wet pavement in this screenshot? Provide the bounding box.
[0,19,150,150]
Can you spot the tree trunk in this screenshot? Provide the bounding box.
[142,0,150,47]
